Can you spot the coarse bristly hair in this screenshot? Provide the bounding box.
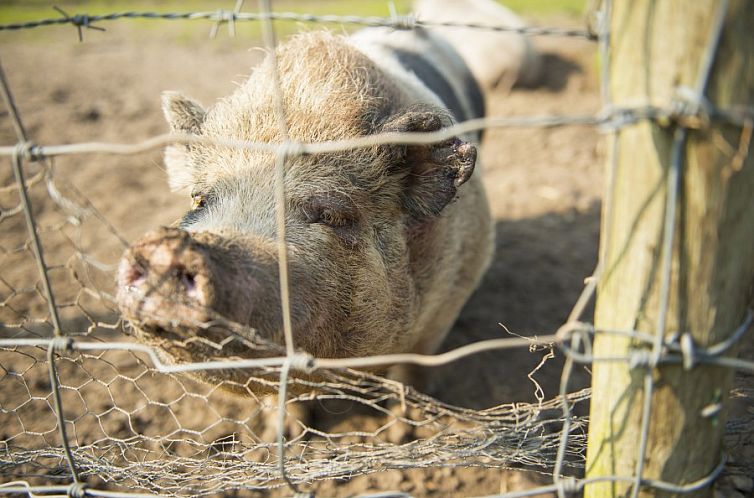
[165,32,410,201]
[121,29,494,394]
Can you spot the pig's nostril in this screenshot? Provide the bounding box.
[176,268,203,302]
[180,272,196,292]
[123,263,147,291]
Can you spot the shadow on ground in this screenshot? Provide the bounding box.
[514,51,583,92]
[431,202,601,409]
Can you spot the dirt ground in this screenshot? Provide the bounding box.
[1,9,752,498]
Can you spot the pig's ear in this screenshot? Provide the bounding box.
[161,92,205,193]
[161,91,206,134]
[383,109,477,219]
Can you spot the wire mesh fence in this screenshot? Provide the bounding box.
[1,1,753,497]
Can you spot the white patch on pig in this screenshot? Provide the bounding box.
[349,30,445,114]
[414,0,541,89]
[164,145,194,193]
[350,27,477,132]
[185,181,278,239]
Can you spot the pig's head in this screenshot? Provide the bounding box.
[116,32,477,373]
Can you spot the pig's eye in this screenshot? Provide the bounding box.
[318,208,350,228]
[301,195,358,230]
[191,193,207,210]
[305,206,354,228]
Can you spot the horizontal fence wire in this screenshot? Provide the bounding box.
[1,104,753,161]
[0,9,594,39]
[1,2,753,498]
[1,311,752,375]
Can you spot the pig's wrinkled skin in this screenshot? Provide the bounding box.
[117,1,536,393]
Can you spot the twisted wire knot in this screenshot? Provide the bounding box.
[387,2,417,31]
[216,9,237,23]
[680,333,697,370]
[279,140,306,157]
[391,14,417,30]
[289,353,316,373]
[67,482,87,498]
[209,9,239,39]
[628,349,657,370]
[670,86,713,129]
[555,321,593,343]
[13,141,36,162]
[554,476,579,498]
[53,6,105,41]
[50,336,74,353]
[70,14,91,28]
[599,105,638,132]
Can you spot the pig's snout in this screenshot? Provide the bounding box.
[117,227,216,330]
[120,252,203,302]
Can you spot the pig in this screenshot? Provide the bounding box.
[414,0,542,90]
[116,0,538,394]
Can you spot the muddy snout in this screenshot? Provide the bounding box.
[116,226,284,345]
[117,227,217,331]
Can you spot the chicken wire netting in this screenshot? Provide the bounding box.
[0,158,589,493]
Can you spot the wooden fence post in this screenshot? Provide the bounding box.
[584,1,754,497]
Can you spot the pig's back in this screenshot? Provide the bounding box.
[349,27,485,139]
